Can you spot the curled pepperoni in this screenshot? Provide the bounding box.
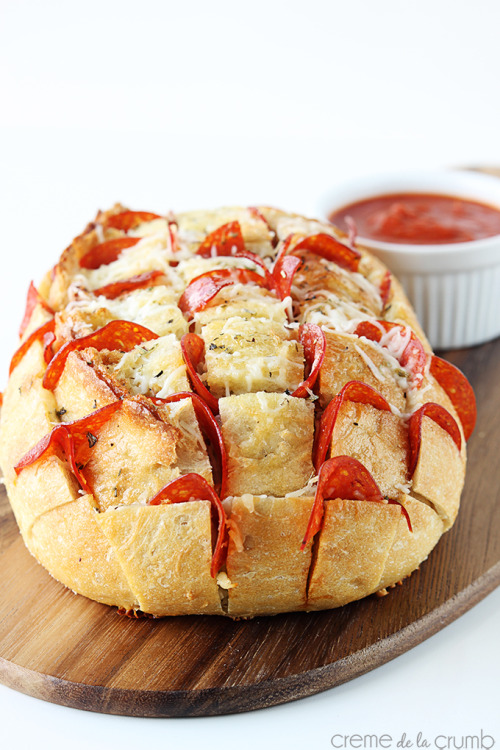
[248,206,277,246]
[148,473,227,577]
[301,456,385,550]
[168,218,179,253]
[233,250,276,291]
[10,319,56,375]
[178,268,271,320]
[314,381,392,471]
[354,320,428,389]
[345,216,358,249]
[248,206,268,224]
[105,211,162,231]
[180,334,219,413]
[380,271,392,308]
[195,221,245,257]
[42,327,56,364]
[430,356,476,441]
[293,233,361,272]
[273,234,294,267]
[14,401,123,494]
[93,271,165,300]
[194,225,276,291]
[408,402,462,477]
[19,282,54,338]
[42,320,159,391]
[272,253,303,300]
[292,324,326,399]
[80,237,141,270]
[150,391,228,499]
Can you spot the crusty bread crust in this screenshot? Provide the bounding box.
[0,206,468,617]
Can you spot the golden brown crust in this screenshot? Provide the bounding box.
[0,205,468,617]
[96,503,223,615]
[225,495,315,617]
[307,499,401,609]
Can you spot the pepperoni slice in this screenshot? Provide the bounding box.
[168,218,179,253]
[314,380,392,471]
[272,253,303,300]
[248,206,269,224]
[150,391,228,499]
[195,221,245,257]
[380,271,392,308]
[293,233,361,272]
[345,216,358,248]
[105,211,162,231]
[234,250,277,290]
[301,456,385,550]
[79,237,141,270]
[193,225,275,292]
[14,401,123,494]
[408,402,462,477]
[430,356,477,441]
[178,268,271,319]
[93,270,165,300]
[42,320,159,391]
[42,327,56,364]
[148,473,227,577]
[354,320,428,389]
[292,324,326,399]
[19,282,54,338]
[180,334,219,413]
[273,234,294,266]
[9,319,56,375]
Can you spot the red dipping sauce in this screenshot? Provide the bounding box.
[329,193,500,245]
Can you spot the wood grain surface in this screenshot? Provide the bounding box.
[0,336,498,717]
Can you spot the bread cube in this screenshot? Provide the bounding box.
[328,401,409,499]
[219,392,315,497]
[54,350,118,423]
[84,398,212,511]
[225,494,314,617]
[177,206,275,258]
[411,416,465,529]
[30,494,137,609]
[201,317,304,397]
[307,499,401,609]
[109,334,190,398]
[318,331,407,410]
[96,502,223,615]
[193,284,289,330]
[293,251,382,317]
[379,495,444,589]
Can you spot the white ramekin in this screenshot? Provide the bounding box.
[317,169,500,350]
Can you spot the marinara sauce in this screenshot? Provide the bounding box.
[329,193,500,244]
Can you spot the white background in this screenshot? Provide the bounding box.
[0,1,499,748]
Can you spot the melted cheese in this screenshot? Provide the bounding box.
[65,286,188,338]
[177,254,271,287]
[113,335,189,397]
[82,234,183,292]
[103,288,187,337]
[202,316,304,397]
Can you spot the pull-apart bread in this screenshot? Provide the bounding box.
[0,206,477,618]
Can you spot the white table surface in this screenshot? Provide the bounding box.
[1,2,499,747]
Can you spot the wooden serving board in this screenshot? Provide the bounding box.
[0,338,498,717]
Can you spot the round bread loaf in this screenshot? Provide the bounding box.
[0,205,475,618]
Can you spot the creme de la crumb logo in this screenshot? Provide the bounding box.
[331,732,495,750]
